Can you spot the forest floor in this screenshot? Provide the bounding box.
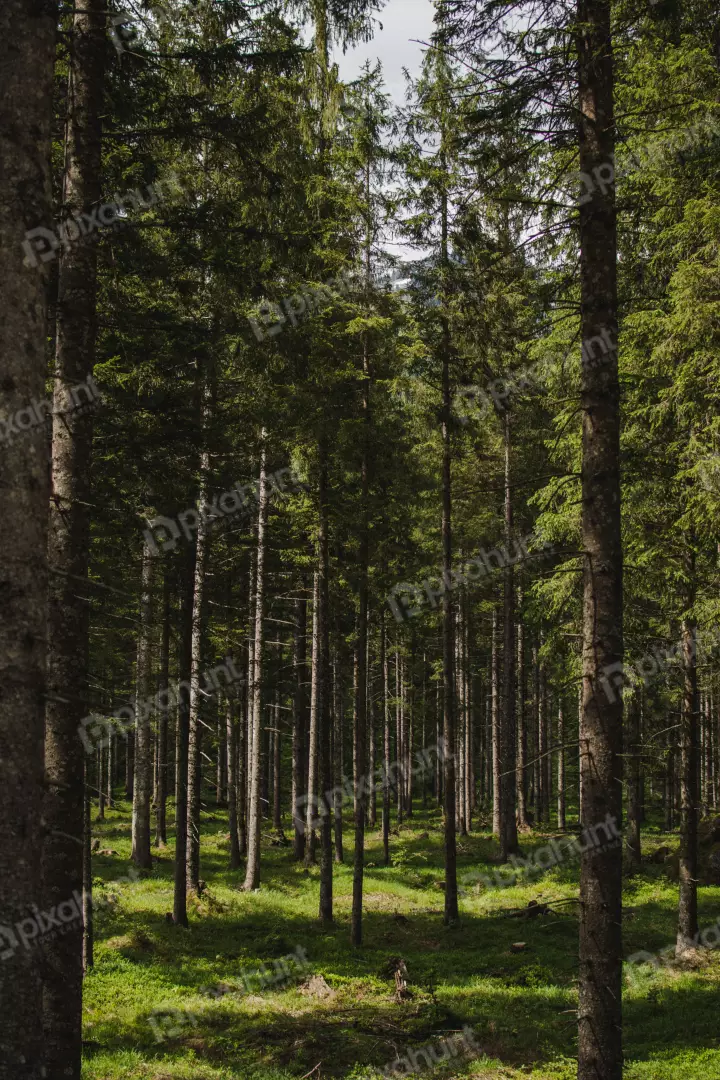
[83,801,720,1080]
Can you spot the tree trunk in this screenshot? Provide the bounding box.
[132,540,155,868]
[172,547,195,927]
[516,602,529,828]
[381,614,391,866]
[40,5,103,1072]
[318,444,334,926]
[576,0,623,1072]
[293,594,308,859]
[557,704,566,831]
[272,691,282,831]
[500,411,518,859]
[186,371,212,893]
[83,760,93,973]
[491,607,500,834]
[626,690,642,868]
[156,570,170,846]
[227,696,241,868]
[333,648,344,863]
[238,697,247,857]
[676,596,699,956]
[304,572,321,866]
[243,439,269,890]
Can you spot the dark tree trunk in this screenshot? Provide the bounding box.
[126,730,134,800]
[132,540,155,868]
[42,2,104,1072]
[238,698,247,857]
[83,762,93,973]
[293,594,308,860]
[333,649,344,863]
[272,693,282,831]
[557,704,566,831]
[173,547,195,927]
[491,607,500,834]
[576,0,623,1073]
[243,440,269,890]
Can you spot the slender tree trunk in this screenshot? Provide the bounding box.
[576,0,623,1072]
[626,690,642,868]
[132,540,155,868]
[677,583,699,956]
[83,761,93,973]
[126,729,135,799]
[173,546,195,927]
[243,440,269,890]
[516,603,529,828]
[272,692,282,831]
[333,649,344,863]
[382,615,391,866]
[227,696,241,868]
[538,656,547,825]
[97,747,105,821]
[500,411,518,858]
[491,607,500,834]
[156,573,170,846]
[368,642,377,827]
[305,573,321,866]
[293,594,308,860]
[318,444,334,925]
[395,650,403,824]
[557,704,566,831]
[238,698,247,857]
[186,371,212,892]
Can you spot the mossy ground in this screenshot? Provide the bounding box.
[83,800,720,1079]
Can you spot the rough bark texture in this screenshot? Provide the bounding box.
[243,442,269,889]
[577,1,623,1075]
[41,0,103,1073]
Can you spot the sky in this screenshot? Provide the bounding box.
[334,0,437,104]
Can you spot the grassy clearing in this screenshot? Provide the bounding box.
[82,801,720,1079]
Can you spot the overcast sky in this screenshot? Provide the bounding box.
[334,0,437,104]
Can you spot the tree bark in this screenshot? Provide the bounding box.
[516,601,529,828]
[557,704,566,831]
[304,572,321,866]
[500,410,518,859]
[491,607,500,834]
[243,439,269,890]
[132,540,155,868]
[333,647,344,863]
[42,1,104,1072]
[576,0,623,1073]
[381,613,391,866]
[318,443,334,926]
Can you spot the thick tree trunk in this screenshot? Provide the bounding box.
[132,540,155,868]
[42,2,104,1072]
[243,440,269,890]
[576,0,623,1073]
[293,594,308,860]
[173,547,195,927]
[156,571,170,846]
[227,696,241,868]
[626,690,642,868]
[0,6,56,1066]
[500,411,518,859]
[676,600,699,956]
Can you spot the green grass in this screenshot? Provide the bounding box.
[82,800,720,1079]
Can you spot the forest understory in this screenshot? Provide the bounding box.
[84,802,720,1080]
